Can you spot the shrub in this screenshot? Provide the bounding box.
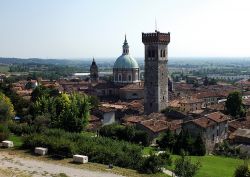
[8,122,37,135]
[0,124,10,141]
[139,154,166,174]
[23,129,144,170]
[99,124,149,146]
[234,164,250,177]
[174,155,201,177]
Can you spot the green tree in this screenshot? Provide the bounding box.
[193,134,206,156]
[0,92,15,122]
[157,129,176,151]
[226,91,244,117]
[174,155,201,177]
[234,164,250,177]
[139,154,165,174]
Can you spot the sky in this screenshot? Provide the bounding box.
[0,0,250,59]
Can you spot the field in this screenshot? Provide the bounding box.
[0,65,9,72]
[169,155,249,177]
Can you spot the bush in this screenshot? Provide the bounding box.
[8,122,37,135]
[0,124,10,141]
[99,124,149,146]
[23,129,144,170]
[234,164,250,177]
[174,155,201,177]
[139,152,171,174]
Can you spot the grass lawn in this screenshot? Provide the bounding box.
[169,155,249,177]
[8,134,23,148]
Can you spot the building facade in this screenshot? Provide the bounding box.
[142,31,170,114]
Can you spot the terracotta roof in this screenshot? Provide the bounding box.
[205,112,229,123]
[191,117,216,128]
[139,118,181,133]
[124,116,145,124]
[139,119,170,133]
[233,128,250,139]
[89,115,100,122]
[229,118,250,130]
[194,91,225,99]
[98,106,116,113]
[207,103,225,111]
[180,98,204,104]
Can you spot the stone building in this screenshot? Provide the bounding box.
[142,31,170,114]
[183,111,229,151]
[113,35,140,85]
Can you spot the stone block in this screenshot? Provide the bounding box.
[35,147,48,155]
[1,141,14,148]
[73,155,88,163]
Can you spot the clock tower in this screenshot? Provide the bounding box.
[142,31,170,114]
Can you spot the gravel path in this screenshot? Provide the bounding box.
[0,151,123,177]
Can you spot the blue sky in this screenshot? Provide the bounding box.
[0,0,250,58]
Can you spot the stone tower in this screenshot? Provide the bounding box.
[142,31,170,114]
[90,58,99,83]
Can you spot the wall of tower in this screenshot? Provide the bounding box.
[142,32,170,114]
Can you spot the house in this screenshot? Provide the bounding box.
[183,111,229,151]
[92,106,116,126]
[230,128,250,145]
[137,118,181,142]
[194,91,226,107]
[179,98,204,113]
[126,113,182,142]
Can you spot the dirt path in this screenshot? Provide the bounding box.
[0,151,123,177]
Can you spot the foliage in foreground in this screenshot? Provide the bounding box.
[99,124,150,146]
[157,129,206,156]
[23,129,171,173]
[0,123,10,141]
[234,163,250,177]
[174,154,201,177]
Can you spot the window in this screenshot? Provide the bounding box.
[160,50,163,57]
[128,75,132,81]
[163,50,166,57]
[152,50,155,58]
[150,103,153,107]
[148,50,151,57]
[163,96,165,100]
[118,74,122,81]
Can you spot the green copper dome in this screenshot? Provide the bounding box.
[113,35,139,69]
[113,54,139,69]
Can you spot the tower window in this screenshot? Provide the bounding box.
[150,103,153,107]
[152,50,155,58]
[163,50,166,57]
[148,50,151,57]
[163,96,165,100]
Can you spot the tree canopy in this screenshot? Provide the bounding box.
[0,92,15,122]
[225,91,244,117]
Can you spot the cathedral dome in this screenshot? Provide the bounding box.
[113,54,139,69]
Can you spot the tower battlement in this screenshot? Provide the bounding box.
[142,31,170,45]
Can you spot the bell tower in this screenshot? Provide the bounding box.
[90,58,99,83]
[142,31,170,114]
